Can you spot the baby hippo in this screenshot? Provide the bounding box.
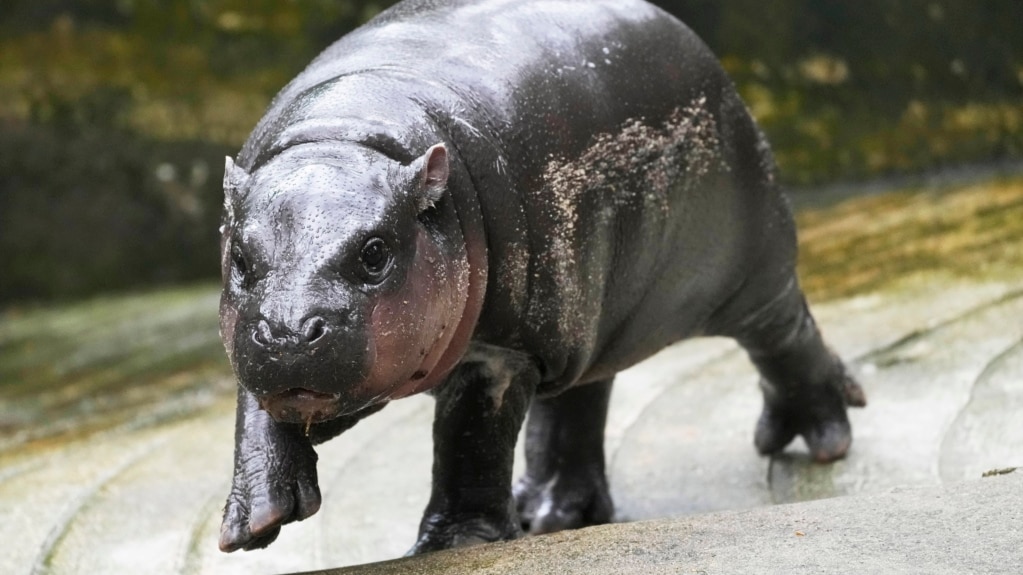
[217,0,866,555]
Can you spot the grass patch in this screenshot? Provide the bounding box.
[797,176,1023,301]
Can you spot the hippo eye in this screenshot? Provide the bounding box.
[231,244,250,280]
[359,237,392,280]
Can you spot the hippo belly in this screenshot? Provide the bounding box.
[217,0,866,557]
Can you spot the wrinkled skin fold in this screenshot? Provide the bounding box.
[217,0,866,556]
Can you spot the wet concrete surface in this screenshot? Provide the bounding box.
[309,470,1022,575]
[1,177,1022,574]
[2,275,1020,575]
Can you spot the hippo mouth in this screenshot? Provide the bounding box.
[258,388,343,425]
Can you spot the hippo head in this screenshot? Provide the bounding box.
[218,142,476,425]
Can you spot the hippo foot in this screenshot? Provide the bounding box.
[406,511,522,555]
[219,436,321,552]
[513,466,614,534]
[754,372,866,463]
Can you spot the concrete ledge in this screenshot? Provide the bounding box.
[303,470,1021,575]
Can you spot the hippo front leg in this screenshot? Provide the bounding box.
[220,388,321,552]
[408,352,539,554]
[220,388,385,552]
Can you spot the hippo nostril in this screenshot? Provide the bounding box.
[252,317,326,350]
[302,316,327,344]
[253,319,275,347]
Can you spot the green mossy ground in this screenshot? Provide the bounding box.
[797,176,1023,301]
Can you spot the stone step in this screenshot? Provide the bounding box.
[303,471,1023,575]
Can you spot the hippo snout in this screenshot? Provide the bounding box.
[231,305,371,410]
[252,315,330,354]
[259,388,343,424]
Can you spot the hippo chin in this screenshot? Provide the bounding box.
[258,389,344,425]
[217,0,866,557]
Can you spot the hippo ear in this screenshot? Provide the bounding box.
[222,156,248,228]
[413,143,448,212]
[223,156,249,196]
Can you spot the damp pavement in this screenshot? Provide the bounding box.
[1,177,1022,574]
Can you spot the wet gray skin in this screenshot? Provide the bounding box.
[217,0,864,555]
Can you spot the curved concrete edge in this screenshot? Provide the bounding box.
[297,470,1021,575]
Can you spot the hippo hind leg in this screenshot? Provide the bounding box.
[514,378,615,534]
[725,278,867,463]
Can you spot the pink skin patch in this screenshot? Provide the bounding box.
[364,228,472,400]
[219,301,239,359]
[396,224,488,399]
